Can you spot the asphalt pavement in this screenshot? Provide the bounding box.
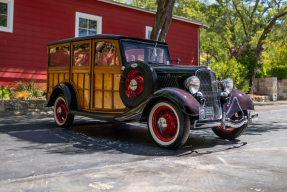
[0,101,286,192]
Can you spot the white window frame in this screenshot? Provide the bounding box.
[145,26,152,39]
[75,12,102,37]
[0,0,14,33]
[145,26,161,40]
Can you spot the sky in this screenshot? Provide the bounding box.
[208,0,217,4]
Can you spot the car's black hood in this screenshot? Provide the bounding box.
[150,65,215,90]
[151,65,212,75]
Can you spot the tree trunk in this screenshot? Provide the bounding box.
[150,0,175,42]
[249,47,261,94]
[249,11,287,93]
[158,0,175,42]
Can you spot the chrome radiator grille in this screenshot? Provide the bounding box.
[196,70,220,118]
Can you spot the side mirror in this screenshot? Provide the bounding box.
[172,57,181,64]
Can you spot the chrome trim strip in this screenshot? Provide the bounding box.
[194,116,248,129]
[226,96,243,116]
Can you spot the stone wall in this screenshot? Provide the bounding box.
[252,77,277,101]
[0,100,53,116]
[252,77,287,100]
[278,79,287,100]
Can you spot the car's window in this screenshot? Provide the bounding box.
[95,41,119,66]
[49,46,70,66]
[73,43,90,66]
[122,42,170,65]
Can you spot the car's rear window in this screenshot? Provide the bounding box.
[49,46,70,66]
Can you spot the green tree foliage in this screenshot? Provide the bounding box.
[269,66,287,80]
[202,0,287,93]
[209,58,250,93]
[260,18,287,73]
[116,0,157,10]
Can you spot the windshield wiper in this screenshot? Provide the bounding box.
[149,42,157,59]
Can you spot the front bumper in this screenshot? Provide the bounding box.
[193,113,258,129]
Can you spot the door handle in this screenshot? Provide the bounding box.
[86,73,91,76]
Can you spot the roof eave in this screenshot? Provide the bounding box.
[97,0,209,28]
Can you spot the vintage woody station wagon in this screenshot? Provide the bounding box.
[45,34,258,149]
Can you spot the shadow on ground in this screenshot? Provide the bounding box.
[0,109,285,157]
[0,116,245,157]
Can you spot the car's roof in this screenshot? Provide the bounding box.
[47,34,168,46]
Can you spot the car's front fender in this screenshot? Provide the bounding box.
[223,89,254,118]
[151,88,201,115]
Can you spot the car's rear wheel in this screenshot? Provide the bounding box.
[212,110,248,140]
[53,95,74,128]
[148,101,190,149]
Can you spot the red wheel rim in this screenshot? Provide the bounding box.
[125,70,144,99]
[217,112,238,132]
[152,106,178,142]
[217,126,235,133]
[55,99,67,123]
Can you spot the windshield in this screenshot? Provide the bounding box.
[122,41,171,65]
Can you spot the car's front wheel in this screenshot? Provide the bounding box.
[53,95,74,128]
[212,110,248,140]
[148,101,190,149]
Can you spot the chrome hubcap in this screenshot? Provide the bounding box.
[57,107,62,115]
[157,117,167,130]
[129,79,137,91]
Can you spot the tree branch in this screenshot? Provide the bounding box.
[249,0,260,28]
[205,50,220,62]
[231,0,248,37]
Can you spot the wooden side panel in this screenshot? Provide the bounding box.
[78,74,84,89]
[113,74,125,109]
[72,73,78,85]
[104,92,113,109]
[78,90,84,108]
[94,91,103,108]
[71,70,90,110]
[113,92,126,109]
[47,67,69,98]
[113,74,121,91]
[59,73,65,83]
[92,72,126,111]
[94,74,103,89]
[104,74,113,90]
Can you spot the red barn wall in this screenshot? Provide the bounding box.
[0,0,199,86]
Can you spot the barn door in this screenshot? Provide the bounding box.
[70,40,92,110]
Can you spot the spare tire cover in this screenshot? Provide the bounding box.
[119,61,157,108]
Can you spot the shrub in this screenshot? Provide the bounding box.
[209,58,250,93]
[15,91,32,100]
[12,79,46,98]
[0,87,12,100]
[269,66,287,80]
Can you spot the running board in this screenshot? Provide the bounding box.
[70,110,115,122]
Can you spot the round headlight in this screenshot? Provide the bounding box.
[185,76,200,94]
[220,78,233,94]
